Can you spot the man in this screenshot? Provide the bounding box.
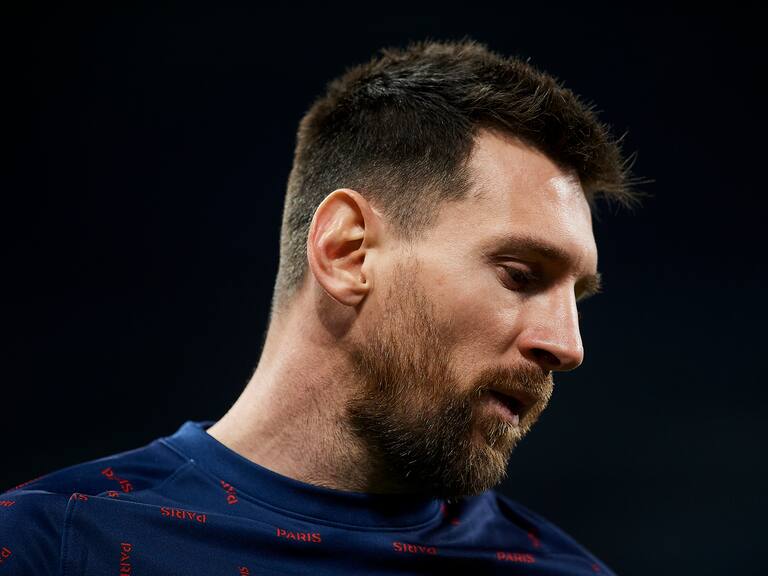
[1,38,642,574]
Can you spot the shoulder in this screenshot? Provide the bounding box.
[0,433,189,574]
[487,490,619,575]
[0,489,71,574]
[2,434,188,499]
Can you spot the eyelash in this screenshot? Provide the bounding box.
[500,266,537,289]
[500,266,584,320]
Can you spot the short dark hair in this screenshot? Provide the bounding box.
[271,37,646,319]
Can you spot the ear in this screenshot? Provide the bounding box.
[306,188,383,307]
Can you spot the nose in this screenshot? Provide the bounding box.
[517,289,584,372]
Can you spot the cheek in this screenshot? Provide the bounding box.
[419,254,519,355]
[441,287,515,363]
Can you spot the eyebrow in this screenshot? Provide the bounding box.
[484,233,603,302]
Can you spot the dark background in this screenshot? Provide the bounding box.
[3,4,764,575]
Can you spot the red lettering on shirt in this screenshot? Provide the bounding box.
[106,490,120,498]
[101,467,134,493]
[238,567,250,576]
[160,506,207,523]
[496,551,536,563]
[220,480,239,504]
[0,547,11,564]
[119,542,132,574]
[392,541,438,555]
[0,500,15,507]
[275,527,322,543]
[526,530,540,548]
[69,493,89,501]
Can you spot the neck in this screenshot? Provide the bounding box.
[206,306,387,493]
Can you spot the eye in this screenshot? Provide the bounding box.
[500,266,537,290]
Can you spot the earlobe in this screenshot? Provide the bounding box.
[306,188,380,307]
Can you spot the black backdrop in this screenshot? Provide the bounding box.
[3,4,764,575]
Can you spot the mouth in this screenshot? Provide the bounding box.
[486,388,534,422]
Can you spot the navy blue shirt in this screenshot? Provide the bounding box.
[0,421,617,574]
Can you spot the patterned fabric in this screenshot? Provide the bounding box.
[0,421,616,575]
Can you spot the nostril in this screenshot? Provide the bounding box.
[532,348,560,369]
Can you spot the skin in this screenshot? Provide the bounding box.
[207,128,598,498]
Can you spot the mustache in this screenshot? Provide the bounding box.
[475,364,553,407]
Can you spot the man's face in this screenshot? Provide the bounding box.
[343,130,598,498]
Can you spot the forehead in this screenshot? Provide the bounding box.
[434,130,596,262]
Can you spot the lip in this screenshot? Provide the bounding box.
[485,391,520,426]
[486,388,535,422]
